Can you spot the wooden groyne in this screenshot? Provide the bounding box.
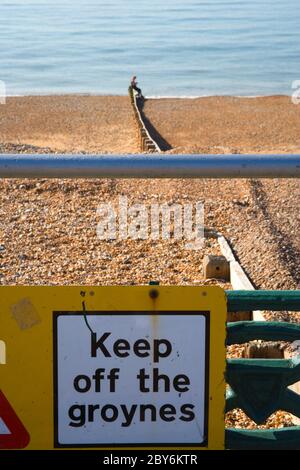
[128,87,161,153]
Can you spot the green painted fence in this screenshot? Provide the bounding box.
[225,290,300,450]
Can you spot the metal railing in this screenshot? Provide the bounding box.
[0,154,299,178]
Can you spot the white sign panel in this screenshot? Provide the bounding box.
[54,312,209,447]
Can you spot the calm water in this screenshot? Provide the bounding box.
[0,0,299,96]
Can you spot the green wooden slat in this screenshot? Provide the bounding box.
[226,357,300,423]
[226,427,300,450]
[227,357,298,370]
[227,357,300,391]
[226,290,300,312]
[227,321,300,345]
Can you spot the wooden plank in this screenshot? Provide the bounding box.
[226,290,300,312]
[226,427,300,450]
[227,321,300,345]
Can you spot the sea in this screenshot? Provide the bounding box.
[0,0,299,97]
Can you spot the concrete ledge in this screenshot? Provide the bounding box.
[217,233,263,321]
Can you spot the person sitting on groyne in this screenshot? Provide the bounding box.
[130,75,143,98]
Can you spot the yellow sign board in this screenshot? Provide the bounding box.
[0,286,226,450]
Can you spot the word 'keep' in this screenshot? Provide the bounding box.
[91,332,172,363]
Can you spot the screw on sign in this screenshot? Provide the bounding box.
[0,390,30,449]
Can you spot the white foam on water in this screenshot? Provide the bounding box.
[147,95,209,99]
[147,94,275,100]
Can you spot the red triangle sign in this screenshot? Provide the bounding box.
[0,390,30,449]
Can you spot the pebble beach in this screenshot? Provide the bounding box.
[0,94,299,430]
[0,95,299,294]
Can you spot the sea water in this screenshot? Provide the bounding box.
[0,0,299,96]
